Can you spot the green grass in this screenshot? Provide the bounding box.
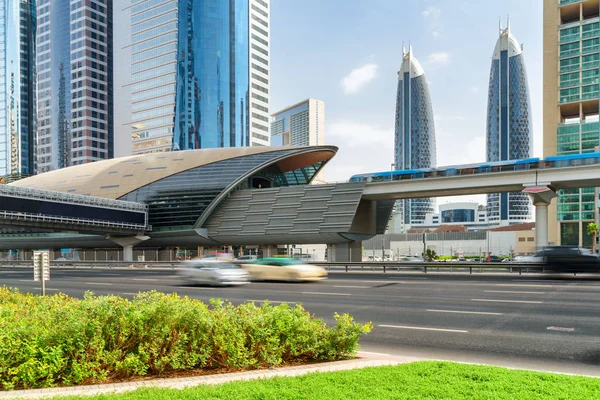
[51,362,600,400]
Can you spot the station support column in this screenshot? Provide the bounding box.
[523,187,557,250]
[107,235,150,262]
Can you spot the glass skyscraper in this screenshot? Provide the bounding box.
[544,1,599,247]
[0,0,37,177]
[116,0,270,155]
[394,47,436,227]
[486,24,533,226]
[36,0,113,173]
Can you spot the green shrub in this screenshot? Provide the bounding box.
[0,288,371,390]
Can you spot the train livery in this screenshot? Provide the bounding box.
[349,152,600,183]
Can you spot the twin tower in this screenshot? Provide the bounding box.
[394,24,533,228]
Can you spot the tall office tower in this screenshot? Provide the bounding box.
[544,1,599,247]
[36,0,113,172]
[271,99,325,146]
[0,0,37,178]
[485,23,533,226]
[394,47,436,228]
[115,0,270,156]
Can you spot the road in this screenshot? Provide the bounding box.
[2,267,600,376]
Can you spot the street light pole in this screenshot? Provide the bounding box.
[390,163,395,181]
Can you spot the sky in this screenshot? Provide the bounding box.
[270,0,543,209]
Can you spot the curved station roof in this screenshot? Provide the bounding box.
[12,146,337,231]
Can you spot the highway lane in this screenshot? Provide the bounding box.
[2,267,600,376]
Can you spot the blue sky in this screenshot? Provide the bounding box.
[270,0,543,207]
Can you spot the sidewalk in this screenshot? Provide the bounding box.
[0,353,421,399]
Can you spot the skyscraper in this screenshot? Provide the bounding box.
[544,1,599,247]
[36,0,113,172]
[0,0,37,177]
[394,47,436,227]
[271,99,325,147]
[486,23,533,226]
[114,0,270,156]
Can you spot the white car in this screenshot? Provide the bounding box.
[516,252,544,263]
[178,259,250,286]
[241,258,327,282]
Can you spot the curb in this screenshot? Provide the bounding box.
[0,354,420,399]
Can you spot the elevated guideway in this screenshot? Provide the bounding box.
[0,184,149,235]
[360,163,600,248]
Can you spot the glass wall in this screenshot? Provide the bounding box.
[173,0,250,150]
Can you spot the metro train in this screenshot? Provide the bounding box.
[349,152,600,183]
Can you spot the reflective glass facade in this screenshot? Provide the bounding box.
[127,0,269,154]
[441,209,476,223]
[486,29,533,225]
[394,50,436,226]
[0,0,37,176]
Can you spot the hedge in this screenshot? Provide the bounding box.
[0,288,372,390]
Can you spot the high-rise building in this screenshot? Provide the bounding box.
[485,23,533,226]
[36,0,113,173]
[271,99,325,147]
[0,0,37,177]
[544,1,599,247]
[114,0,270,156]
[394,47,436,227]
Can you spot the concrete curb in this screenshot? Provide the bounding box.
[0,354,421,399]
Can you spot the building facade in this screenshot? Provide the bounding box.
[271,99,325,147]
[0,0,37,177]
[544,0,599,247]
[36,0,113,173]
[115,0,270,156]
[393,47,436,228]
[486,23,533,226]
[387,202,488,232]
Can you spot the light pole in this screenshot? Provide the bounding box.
[390,163,395,181]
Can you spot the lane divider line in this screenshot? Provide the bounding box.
[484,290,545,295]
[83,282,113,286]
[332,285,371,289]
[471,298,543,304]
[378,324,469,333]
[302,291,351,296]
[246,300,297,304]
[426,309,504,316]
[177,286,215,290]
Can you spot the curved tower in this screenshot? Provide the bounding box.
[394,46,437,227]
[486,23,533,225]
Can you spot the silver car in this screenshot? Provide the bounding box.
[178,259,250,286]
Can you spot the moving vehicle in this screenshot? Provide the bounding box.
[241,258,327,282]
[542,246,600,273]
[177,259,250,286]
[398,256,424,263]
[349,152,600,183]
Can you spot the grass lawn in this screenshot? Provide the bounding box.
[52,361,600,400]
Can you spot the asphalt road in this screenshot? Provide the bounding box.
[3,267,600,376]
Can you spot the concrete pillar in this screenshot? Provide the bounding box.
[328,241,362,262]
[107,235,150,262]
[524,186,557,250]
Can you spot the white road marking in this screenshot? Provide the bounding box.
[547,326,575,332]
[33,288,60,291]
[332,285,370,289]
[302,291,351,296]
[484,290,545,295]
[18,280,33,282]
[379,324,469,333]
[177,286,215,290]
[131,278,161,281]
[84,282,113,286]
[426,309,504,316]
[246,300,297,304]
[359,351,391,356]
[495,284,551,288]
[471,298,543,304]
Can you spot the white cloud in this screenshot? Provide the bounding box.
[341,63,379,94]
[422,6,442,37]
[323,121,394,182]
[427,52,451,66]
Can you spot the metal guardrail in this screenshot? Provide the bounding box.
[0,260,554,275]
[308,261,547,275]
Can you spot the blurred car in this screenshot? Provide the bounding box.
[178,259,249,286]
[542,246,600,272]
[241,257,327,282]
[518,252,544,263]
[398,256,423,263]
[235,255,258,263]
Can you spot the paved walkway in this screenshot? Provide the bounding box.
[0,353,421,399]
